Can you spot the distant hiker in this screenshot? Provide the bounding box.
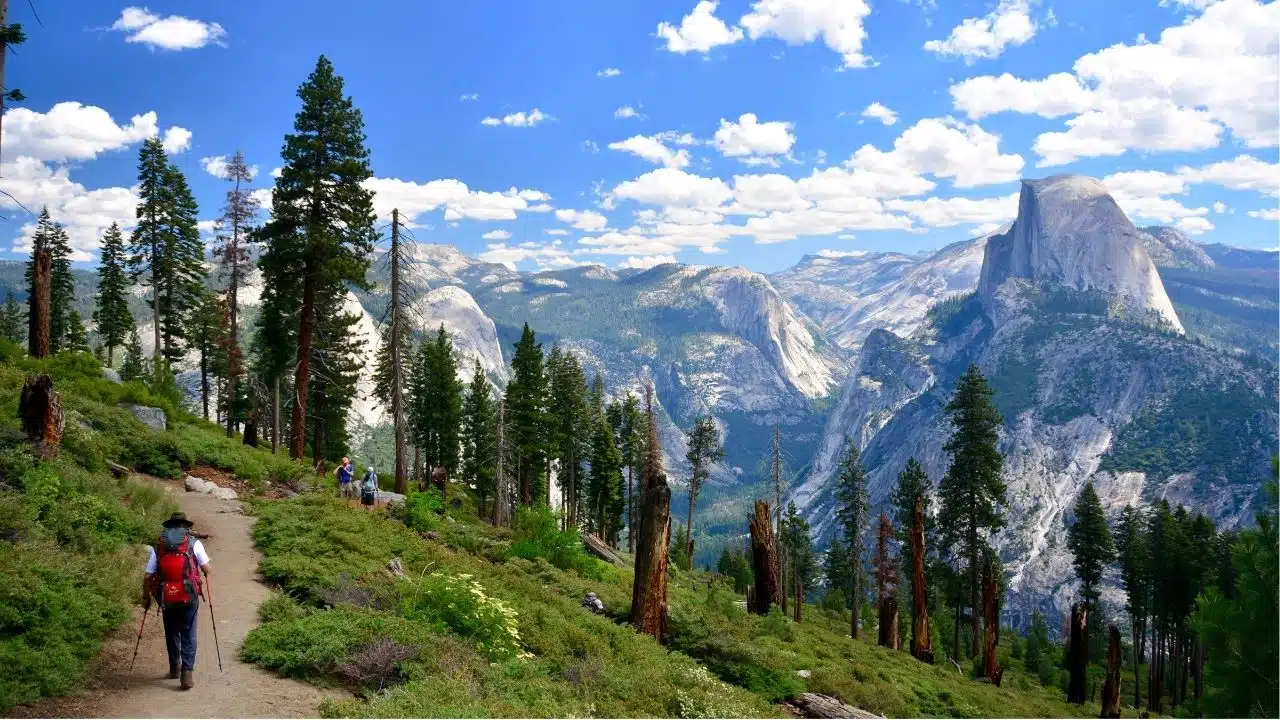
[143,512,211,690]
[361,466,378,509]
[336,456,355,500]
[582,592,605,614]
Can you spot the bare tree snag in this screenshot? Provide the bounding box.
[19,375,63,460]
[581,533,625,566]
[631,384,670,642]
[1101,625,1122,718]
[28,248,51,358]
[793,564,803,623]
[878,597,899,650]
[748,500,782,615]
[909,495,933,663]
[1068,602,1089,703]
[982,556,1000,684]
[492,400,510,527]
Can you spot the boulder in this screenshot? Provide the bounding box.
[582,592,605,614]
[210,487,238,501]
[126,404,167,432]
[184,476,214,493]
[102,367,121,384]
[796,669,812,679]
[375,490,406,505]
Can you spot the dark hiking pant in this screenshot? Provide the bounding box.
[162,602,199,671]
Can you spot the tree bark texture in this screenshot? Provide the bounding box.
[630,472,671,642]
[909,495,933,663]
[28,249,50,358]
[1101,625,1122,719]
[1068,602,1089,704]
[982,560,999,683]
[289,266,316,459]
[878,597,899,650]
[748,500,782,615]
[784,693,881,719]
[19,374,62,460]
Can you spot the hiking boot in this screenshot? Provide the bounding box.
[180,670,193,690]
[168,664,179,679]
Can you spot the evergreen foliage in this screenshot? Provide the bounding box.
[190,290,228,421]
[256,55,377,459]
[889,457,932,538]
[63,311,91,353]
[211,150,261,435]
[0,290,22,345]
[546,346,589,525]
[834,440,870,637]
[717,544,753,594]
[782,501,817,603]
[937,364,1006,655]
[156,161,205,364]
[586,374,625,544]
[683,415,724,569]
[1066,482,1114,614]
[460,360,496,515]
[504,323,548,506]
[305,287,364,464]
[409,325,463,479]
[121,328,146,381]
[25,208,74,352]
[92,223,133,366]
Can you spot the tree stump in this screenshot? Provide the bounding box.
[631,472,671,642]
[1068,603,1089,703]
[909,495,933,663]
[28,249,51,359]
[878,597,899,649]
[19,375,62,460]
[748,500,782,615]
[1101,625,1123,718]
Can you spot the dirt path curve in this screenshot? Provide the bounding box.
[19,479,337,718]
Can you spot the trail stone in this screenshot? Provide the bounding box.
[211,487,239,501]
[126,404,167,431]
[185,476,214,493]
[102,367,121,384]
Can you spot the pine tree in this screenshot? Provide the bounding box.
[611,393,646,552]
[782,500,816,622]
[190,290,227,421]
[93,223,133,366]
[547,346,590,526]
[157,161,205,364]
[1067,481,1115,649]
[891,457,934,662]
[937,363,1006,658]
[0,290,22,344]
[872,513,899,616]
[250,255,298,454]
[683,415,724,570]
[127,137,172,362]
[834,439,870,639]
[64,310,90,353]
[121,327,146,381]
[212,151,261,438]
[257,56,377,460]
[409,325,462,483]
[587,375,625,544]
[461,360,497,515]
[717,544,753,594]
[505,323,548,506]
[306,286,363,466]
[25,209,74,352]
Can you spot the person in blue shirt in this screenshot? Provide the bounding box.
[336,456,354,500]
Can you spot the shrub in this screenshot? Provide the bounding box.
[335,637,421,692]
[399,572,528,661]
[506,506,607,580]
[402,489,443,533]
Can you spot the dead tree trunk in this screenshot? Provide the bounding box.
[793,565,803,623]
[878,597,899,650]
[1101,625,1122,718]
[631,385,670,642]
[909,495,933,663]
[28,249,51,358]
[748,500,782,615]
[1068,602,1089,703]
[19,375,63,460]
[982,558,1000,683]
[492,400,510,527]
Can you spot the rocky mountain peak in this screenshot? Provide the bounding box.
[1140,226,1216,270]
[978,174,1184,333]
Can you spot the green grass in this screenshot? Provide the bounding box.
[0,346,314,713]
[244,492,1100,718]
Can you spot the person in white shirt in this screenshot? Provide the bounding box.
[143,512,211,690]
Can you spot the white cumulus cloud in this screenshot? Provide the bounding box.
[597,68,623,78]
[714,113,795,161]
[924,0,1036,62]
[481,109,548,127]
[861,102,898,126]
[608,135,692,169]
[657,1,744,54]
[201,155,260,181]
[110,7,227,51]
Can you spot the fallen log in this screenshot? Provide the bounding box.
[786,693,882,719]
[107,460,130,478]
[581,532,626,566]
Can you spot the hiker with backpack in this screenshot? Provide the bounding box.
[360,465,378,510]
[336,456,355,501]
[143,512,212,690]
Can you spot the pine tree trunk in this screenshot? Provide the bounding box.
[1101,626,1122,719]
[793,569,803,623]
[492,401,509,527]
[28,249,50,359]
[312,418,324,472]
[626,465,634,553]
[151,251,161,363]
[685,488,696,572]
[982,562,999,683]
[910,496,933,663]
[969,522,980,663]
[850,558,860,640]
[631,469,671,641]
[879,598,899,649]
[748,500,782,615]
[200,349,210,420]
[1068,602,1088,703]
[272,375,281,455]
[1131,621,1142,710]
[289,267,317,460]
[953,603,962,661]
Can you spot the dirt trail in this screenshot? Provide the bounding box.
[19,479,337,718]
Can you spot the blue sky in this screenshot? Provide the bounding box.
[4,0,1277,273]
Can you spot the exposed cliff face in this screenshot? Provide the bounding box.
[979,176,1184,333]
[410,285,509,385]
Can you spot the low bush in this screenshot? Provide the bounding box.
[506,506,609,581]
[401,489,442,533]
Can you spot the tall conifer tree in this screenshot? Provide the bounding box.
[1067,481,1115,657]
[257,56,376,459]
[835,440,870,638]
[0,290,22,344]
[547,346,590,525]
[26,209,74,352]
[461,360,497,515]
[128,137,170,361]
[157,162,205,363]
[937,363,1006,657]
[94,222,132,366]
[505,323,547,505]
[587,374,625,544]
[212,151,261,437]
[683,415,724,570]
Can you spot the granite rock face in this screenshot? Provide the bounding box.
[127,405,167,432]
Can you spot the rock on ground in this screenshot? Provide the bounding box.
[102,368,121,384]
[185,476,215,494]
[125,405,167,431]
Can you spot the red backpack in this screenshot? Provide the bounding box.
[153,527,202,609]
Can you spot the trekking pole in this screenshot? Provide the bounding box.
[128,605,149,675]
[202,583,224,672]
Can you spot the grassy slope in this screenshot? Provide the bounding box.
[244,494,1099,718]
[0,346,312,712]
